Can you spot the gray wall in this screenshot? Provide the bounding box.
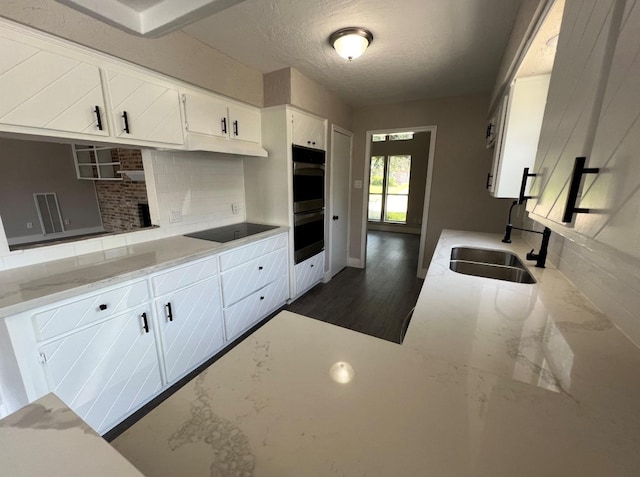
[0,138,102,239]
[369,132,430,232]
[351,93,514,269]
[0,0,264,107]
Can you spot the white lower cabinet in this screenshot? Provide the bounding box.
[223,277,289,341]
[0,232,290,434]
[39,305,162,434]
[154,276,224,383]
[295,251,325,297]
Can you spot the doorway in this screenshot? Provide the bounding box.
[329,126,352,277]
[359,126,437,278]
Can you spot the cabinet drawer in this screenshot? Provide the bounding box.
[219,233,287,271]
[152,256,218,297]
[221,248,288,306]
[223,277,288,342]
[33,281,149,341]
[295,251,325,296]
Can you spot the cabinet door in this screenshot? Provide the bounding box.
[527,0,620,223]
[39,307,162,434]
[107,69,183,145]
[228,104,261,144]
[294,251,325,297]
[156,277,225,383]
[183,92,229,139]
[569,1,640,259]
[0,34,108,137]
[292,110,326,150]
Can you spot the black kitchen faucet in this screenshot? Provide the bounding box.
[501,200,551,268]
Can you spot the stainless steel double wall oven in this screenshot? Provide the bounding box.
[292,145,325,264]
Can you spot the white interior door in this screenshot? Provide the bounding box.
[330,128,352,276]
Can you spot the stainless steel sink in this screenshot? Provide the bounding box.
[450,247,526,269]
[449,247,536,284]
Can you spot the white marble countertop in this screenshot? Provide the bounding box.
[0,393,143,477]
[112,229,640,476]
[0,227,288,319]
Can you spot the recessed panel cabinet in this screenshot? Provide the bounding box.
[527,0,640,260]
[0,31,108,138]
[292,110,327,150]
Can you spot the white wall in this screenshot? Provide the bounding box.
[0,151,247,271]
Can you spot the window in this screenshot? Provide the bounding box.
[368,155,411,224]
[73,144,121,181]
[371,132,414,142]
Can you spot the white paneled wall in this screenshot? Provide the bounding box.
[0,151,247,271]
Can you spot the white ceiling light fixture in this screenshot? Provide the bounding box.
[329,27,373,61]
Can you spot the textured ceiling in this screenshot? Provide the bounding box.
[517,0,564,78]
[183,0,524,107]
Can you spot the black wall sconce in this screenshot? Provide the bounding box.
[562,157,600,223]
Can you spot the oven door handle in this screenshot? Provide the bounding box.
[293,162,325,174]
[294,211,324,226]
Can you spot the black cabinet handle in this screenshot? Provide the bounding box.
[166,302,173,322]
[260,296,265,300]
[94,105,103,131]
[122,111,130,134]
[332,215,339,220]
[221,117,227,134]
[562,156,600,223]
[312,141,316,146]
[258,266,264,270]
[99,304,108,311]
[486,173,493,189]
[233,120,239,136]
[518,167,538,204]
[307,141,311,145]
[310,264,314,268]
[141,312,149,333]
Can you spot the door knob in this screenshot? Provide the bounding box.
[332,215,339,220]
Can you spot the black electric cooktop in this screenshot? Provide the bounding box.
[185,223,279,243]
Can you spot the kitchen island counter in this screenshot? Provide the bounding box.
[106,229,640,476]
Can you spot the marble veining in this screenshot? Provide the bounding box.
[0,227,287,318]
[108,230,640,476]
[0,402,95,435]
[168,371,255,477]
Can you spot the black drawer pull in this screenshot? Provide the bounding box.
[259,266,264,270]
[166,302,173,322]
[221,117,227,134]
[310,264,314,268]
[486,173,493,189]
[260,296,265,300]
[94,105,103,131]
[518,167,538,204]
[122,111,130,134]
[233,120,239,136]
[141,312,149,333]
[99,304,108,311]
[562,156,600,223]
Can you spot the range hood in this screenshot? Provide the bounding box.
[184,132,268,158]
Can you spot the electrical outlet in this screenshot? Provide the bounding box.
[26,222,33,229]
[354,180,363,189]
[169,208,183,223]
[231,203,239,215]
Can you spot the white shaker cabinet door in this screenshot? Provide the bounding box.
[107,69,184,145]
[39,307,162,435]
[228,104,261,144]
[0,34,108,138]
[155,277,225,384]
[527,0,620,224]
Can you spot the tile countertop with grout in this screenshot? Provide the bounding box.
[107,229,640,477]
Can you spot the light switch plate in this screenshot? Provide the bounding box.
[354,180,363,189]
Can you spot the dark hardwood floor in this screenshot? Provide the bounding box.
[286,230,424,343]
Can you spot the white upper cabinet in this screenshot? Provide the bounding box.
[527,0,640,259]
[291,110,327,150]
[228,104,261,144]
[489,75,550,198]
[0,28,108,138]
[106,69,184,145]
[183,92,229,139]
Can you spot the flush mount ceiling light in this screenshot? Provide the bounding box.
[329,27,373,61]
